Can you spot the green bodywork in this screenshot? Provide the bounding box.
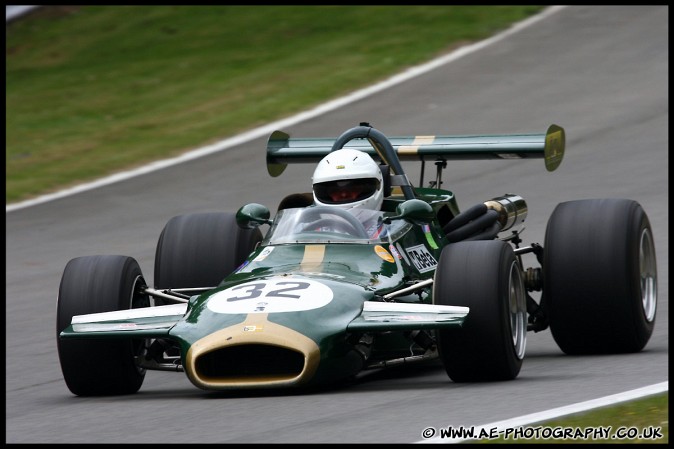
[60,208,455,386]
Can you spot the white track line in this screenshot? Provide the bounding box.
[6,6,567,213]
[417,381,669,444]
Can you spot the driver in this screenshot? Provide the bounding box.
[311,148,386,238]
[312,148,383,210]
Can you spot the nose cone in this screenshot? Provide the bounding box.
[184,312,321,390]
[174,274,374,390]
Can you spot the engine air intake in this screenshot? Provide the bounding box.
[195,344,304,380]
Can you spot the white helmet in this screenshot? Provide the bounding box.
[312,148,383,210]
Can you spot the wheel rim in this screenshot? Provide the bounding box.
[508,261,527,360]
[640,228,657,322]
[508,262,527,359]
[130,274,149,375]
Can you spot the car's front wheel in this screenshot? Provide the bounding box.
[56,255,149,396]
[434,240,526,382]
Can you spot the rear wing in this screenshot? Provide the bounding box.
[267,124,565,178]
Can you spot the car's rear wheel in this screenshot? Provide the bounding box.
[434,240,526,382]
[56,255,149,396]
[544,198,657,354]
[154,212,263,291]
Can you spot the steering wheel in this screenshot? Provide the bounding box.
[299,206,369,239]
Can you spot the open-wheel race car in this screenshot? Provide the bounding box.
[56,123,658,396]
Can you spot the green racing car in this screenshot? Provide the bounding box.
[56,123,657,396]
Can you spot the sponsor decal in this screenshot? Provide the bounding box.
[254,302,268,312]
[396,243,411,265]
[374,245,395,263]
[389,244,402,260]
[422,224,439,249]
[234,260,250,272]
[253,247,274,262]
[243,325,264,332]
[207,278,333,314]
[405,244,438,273]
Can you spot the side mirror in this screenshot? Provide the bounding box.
[236,203,272,229]
[385,199,435,224]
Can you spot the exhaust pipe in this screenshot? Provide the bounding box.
[484,194,527,233]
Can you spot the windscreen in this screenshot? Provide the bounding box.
[262,207,411,245]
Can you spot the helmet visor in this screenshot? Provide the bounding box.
[314,178,380,205]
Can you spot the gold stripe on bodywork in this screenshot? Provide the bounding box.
[184,313,320,390]
[301,244,325,271]
[398,135,435,155]
[367,137,388,162]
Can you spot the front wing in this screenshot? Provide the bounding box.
[59,302,469,339]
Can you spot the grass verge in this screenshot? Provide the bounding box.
[6,5,544,203]
[472,392,668,444]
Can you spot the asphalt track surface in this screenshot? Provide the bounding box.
[6,6,668,444]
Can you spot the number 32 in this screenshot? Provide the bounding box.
[227,281,310,301]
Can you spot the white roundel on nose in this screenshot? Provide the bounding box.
[207,278,333,314]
